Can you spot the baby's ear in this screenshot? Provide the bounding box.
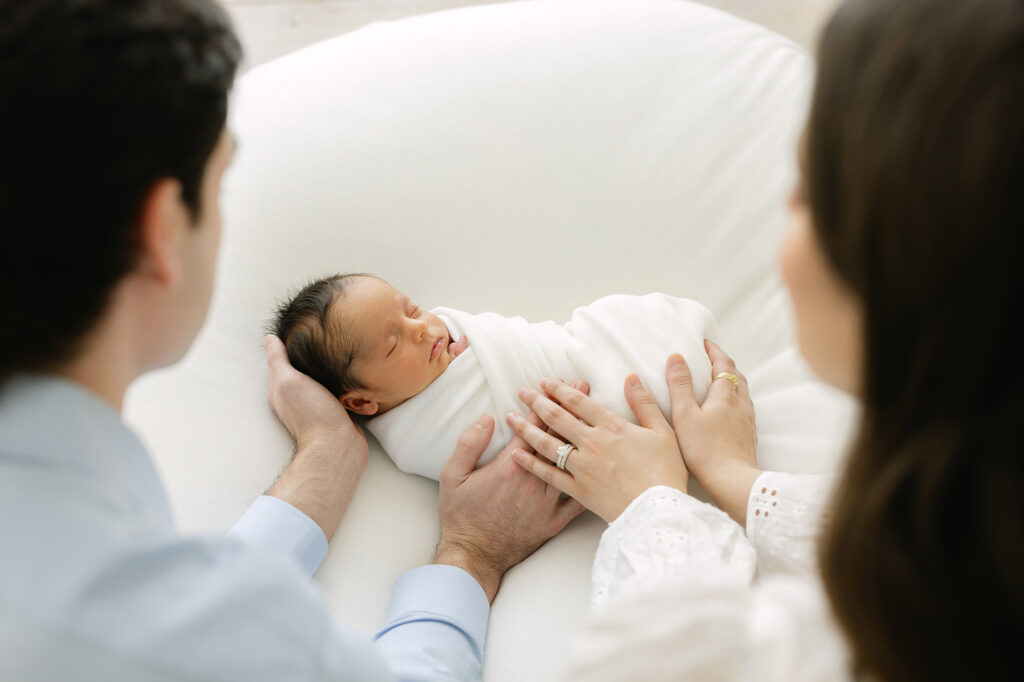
[341,393,379,416]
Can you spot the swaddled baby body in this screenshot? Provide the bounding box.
[273,274,716,480]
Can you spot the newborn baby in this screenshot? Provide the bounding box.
[273,274,715,480]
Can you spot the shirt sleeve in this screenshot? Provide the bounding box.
[745,471,836,575]
[375,564,490,682]
[591,485,757,610]
[230,497,491,681]
[228,495,329,577]
[575,485,850,681]
[571,572,851,681]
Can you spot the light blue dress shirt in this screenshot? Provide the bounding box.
[0,376,489,681]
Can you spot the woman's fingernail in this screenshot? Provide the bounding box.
[540,377,553,390]
[512,449,528,464]
[628,374,641,388]
[518,387,534,401]
[475,415,490,430]
[669,354,686,368]
[506,411,520,424]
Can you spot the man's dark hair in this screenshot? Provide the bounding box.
[0,0,242,383]
[270,274,368,399]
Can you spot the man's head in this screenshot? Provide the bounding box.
[272,274,457,416]
[0,0,242,384]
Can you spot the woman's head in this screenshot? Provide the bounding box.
[785,0,1024,406]
[812,0,1022,404]
[780,180,862,394]
[784,0,1024,679]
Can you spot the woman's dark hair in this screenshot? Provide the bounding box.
[807,0,1024,679]
[270,274,368,399]
[0,0,241,382]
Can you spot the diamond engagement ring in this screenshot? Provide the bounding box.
[555,442,577,471]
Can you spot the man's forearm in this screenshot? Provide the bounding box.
[267,435,367,541]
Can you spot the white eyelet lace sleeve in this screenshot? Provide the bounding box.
[571,571,851,681]
[746,471,837,575]
[590,485,757,611]
[575,483,851,681]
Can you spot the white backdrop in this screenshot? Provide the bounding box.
[125,1,858,679]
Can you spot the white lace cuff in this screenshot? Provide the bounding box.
[591,486,756,611]
[746,470,837,575]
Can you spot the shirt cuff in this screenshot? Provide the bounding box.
[376,564,490,656]
[745,471,775,536]
[607,484,687,527]
[228,495,329,577]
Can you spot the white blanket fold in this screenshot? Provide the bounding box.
[366,294,716,480]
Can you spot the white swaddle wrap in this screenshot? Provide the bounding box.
[365,293,716,480]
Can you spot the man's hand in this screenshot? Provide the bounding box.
[434,400,587,603]
[263,335,369,540]
[264,334,367,457]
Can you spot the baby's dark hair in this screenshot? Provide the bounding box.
[270,273,369,398]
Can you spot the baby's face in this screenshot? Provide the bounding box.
[336,276,459,415]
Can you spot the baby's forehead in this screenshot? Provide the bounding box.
[329,277,406,343]
[337,277,403,318]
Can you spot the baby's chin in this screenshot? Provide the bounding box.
[422,341,458,385]
[379,338,465,415]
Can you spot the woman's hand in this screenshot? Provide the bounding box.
[507,375,689,523]
[667,340,761,524]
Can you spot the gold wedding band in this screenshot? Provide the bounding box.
[714,372,740,389]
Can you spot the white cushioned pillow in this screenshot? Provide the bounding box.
[124,1,858,679]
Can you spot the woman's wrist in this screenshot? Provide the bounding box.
[691,458,762,526]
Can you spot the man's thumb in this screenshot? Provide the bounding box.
[442,414,494,482]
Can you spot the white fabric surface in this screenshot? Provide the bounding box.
[573,477,851,681]
[122,1,860,679]
[368,294,715,479]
